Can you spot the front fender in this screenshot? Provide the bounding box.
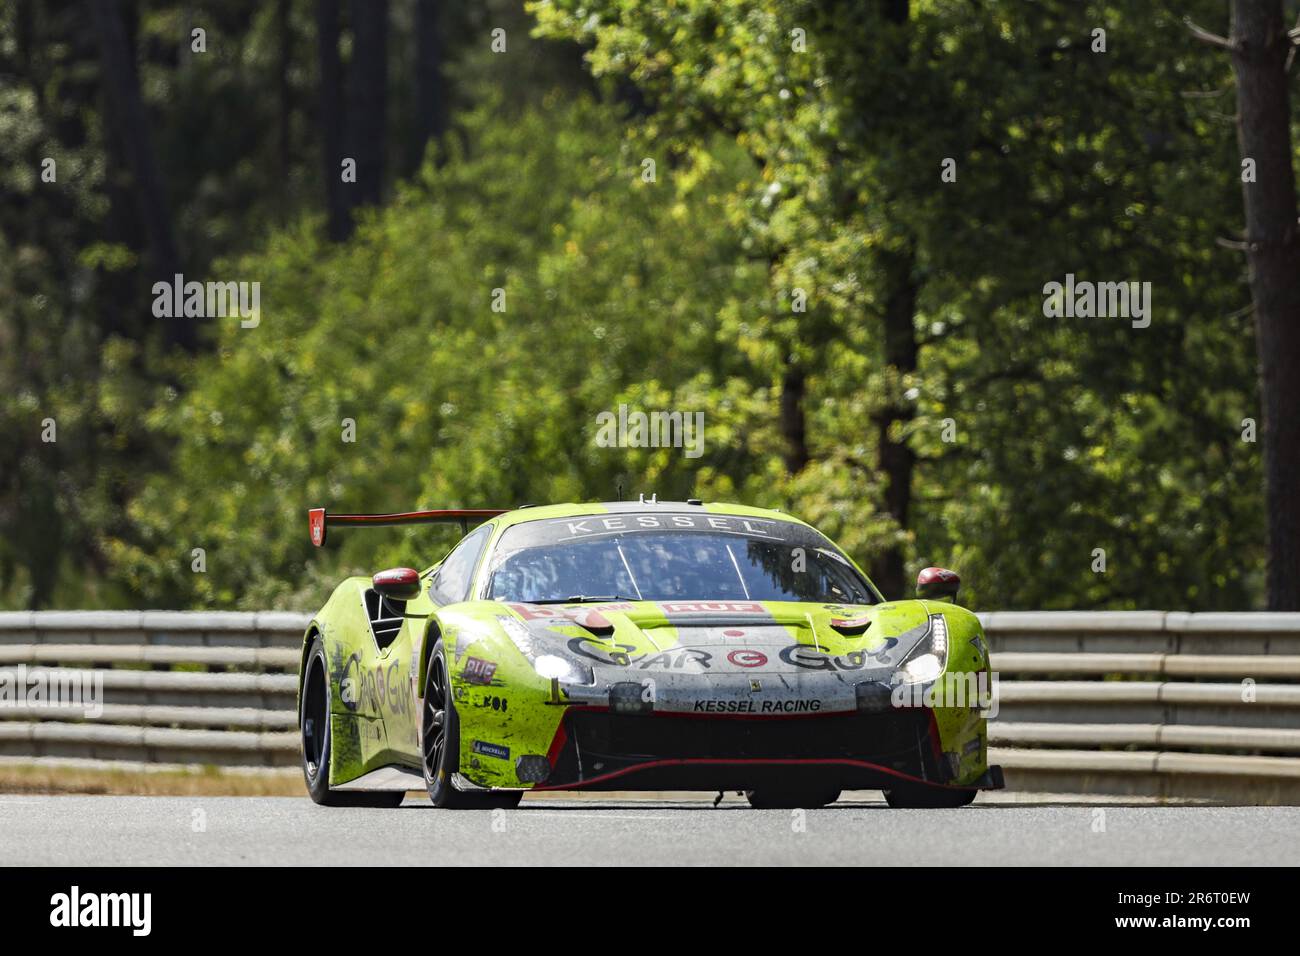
[421,601,565,790]
[920,601,993,786]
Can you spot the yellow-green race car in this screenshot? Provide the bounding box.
[298,499,1003,809]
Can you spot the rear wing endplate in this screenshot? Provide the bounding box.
[308,508,508,547]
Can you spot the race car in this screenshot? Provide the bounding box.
[298,499,1003,809]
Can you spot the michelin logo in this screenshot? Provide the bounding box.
[472,740,510,760]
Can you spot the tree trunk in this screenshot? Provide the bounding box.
[1230,0,1300,610]
[86,0,190,349]
[411,0,447,173]
[316,0,349,241]
[870,244,919,600]
[859,0,919,601]
[16,0,33,75]
[348,0,388,210]
[780,363,810,474]
[277,0,292,193]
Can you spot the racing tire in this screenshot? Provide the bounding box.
[882,785,977,809]
[744,788,841,809]
[422,637,523,810]
[300,637,405,808]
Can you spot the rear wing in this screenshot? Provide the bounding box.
[308,507,508,547]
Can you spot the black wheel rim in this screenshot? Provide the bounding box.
[302,655,327,780]
[422,654,448,782]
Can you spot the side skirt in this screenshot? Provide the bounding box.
[332,764,425,792]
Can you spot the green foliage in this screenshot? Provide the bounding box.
[0,0,1275,612]
[530,0,1265,609]
[0,0,603,608]
[112,98,768,607]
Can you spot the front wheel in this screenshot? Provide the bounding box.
[300,637,404,808]
[422,637,522,810]
[882,785,977,808]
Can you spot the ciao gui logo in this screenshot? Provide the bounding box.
[562,638,899,672]
[338,653,409,717]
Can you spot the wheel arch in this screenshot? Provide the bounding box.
[416,616,444,696]
[297,622,323,727]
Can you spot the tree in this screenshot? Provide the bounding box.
[411,0,448,172]
[85,0,189,349]
[113,99,765,608]
[532,0,1266,608]
[316,0,349,240]
[277,0,293,189]
[348,0,389,211]
[0,0,1278,614]
[1206,2,1300,610]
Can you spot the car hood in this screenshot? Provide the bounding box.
[462,598,941,709]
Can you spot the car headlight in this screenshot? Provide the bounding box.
[896,614,949,684]
[533,654,594,685]
[497,615,596,685]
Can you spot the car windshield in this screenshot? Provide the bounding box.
[483,512,878,605]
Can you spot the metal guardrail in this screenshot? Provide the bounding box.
[0,611,307,769]
[0,610,1298,803]
[983,611,1300,803]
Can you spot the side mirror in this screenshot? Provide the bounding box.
[916,566,960,602]
[372,567,421,601]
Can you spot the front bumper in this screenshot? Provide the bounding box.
[532,705,1001,793]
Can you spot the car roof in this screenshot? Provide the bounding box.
[488,500,812,532]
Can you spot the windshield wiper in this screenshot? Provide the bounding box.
[527,595,638,604]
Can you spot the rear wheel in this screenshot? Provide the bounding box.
[422,637,522,810]
[301,637,404,808]
[882,785,977,808]
[744,788,841,809]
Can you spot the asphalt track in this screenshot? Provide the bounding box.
[1,794,1297,865]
